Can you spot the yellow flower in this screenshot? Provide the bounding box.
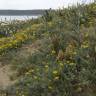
[52,50,56,54]
[29,69,34,73]
[85,33,89,37]
[81,45,89,48]
[25,72,30,75]
[34,76,38,79]
[54,76,59,80]
[53,70,58,75]
[73,52,77,55]
[66,61,70,64]
[48,86,53,90]
[45,65,49,68]
[69,62,75,65]
[59,62,64,67]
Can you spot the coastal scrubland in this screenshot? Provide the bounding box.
[0,2,96,96]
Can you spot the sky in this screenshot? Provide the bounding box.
[0,0,93,10]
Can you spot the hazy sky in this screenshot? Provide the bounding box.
[0,0,93,9]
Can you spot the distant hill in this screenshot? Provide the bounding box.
[0,10,45,16]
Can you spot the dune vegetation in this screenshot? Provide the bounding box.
[0,2,96,96]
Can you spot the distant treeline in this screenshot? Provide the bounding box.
[0,10,46,16]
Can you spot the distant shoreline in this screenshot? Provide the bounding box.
[0,15,41,16]
[0,10,45,15]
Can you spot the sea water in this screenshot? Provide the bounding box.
[0,15,39,21]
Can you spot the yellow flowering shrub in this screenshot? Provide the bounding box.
[0,24,41,55]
